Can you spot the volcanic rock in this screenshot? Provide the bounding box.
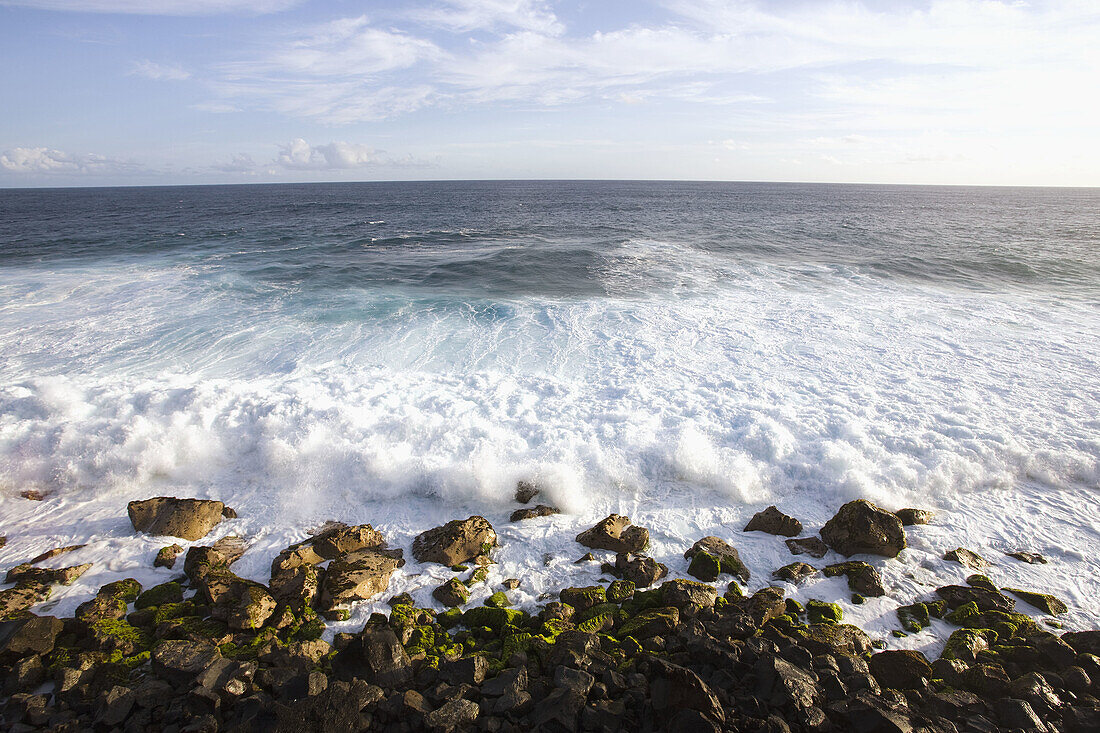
[576,514,649,554]
[128,497,230,541]
[785,536,828,559]
[820,500,906,558]
[614,552,668,588]
[684,536,750,583]
[868,649,931,690]
[510,505,559,522]
[823,561,886,597]
[413,517,497,566]
[895,508,934,526]
[744,506,803,537]
[320,547,405,611]
[944,547,989,570]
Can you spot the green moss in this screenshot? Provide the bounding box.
[926,600,948,618]
[288,606,325,642]
[577,602,619,624]
[897,602,931,633]
[941,628,997,661]
[618,607,678,639]
[91,619,153,653]
[851,594,866,605]
[621,636,643,656]
[606,580,635,604]
[807,599,843,625]
[460,606,526,631]
[405,625,436,656]
[100,578,143,603]
[485,591,511,609]
[540,618,573,639]
[687,550,722,582]
[480,542,494,555]
[713,597,729,612]
[577,613,615,634]
[152,601,199,624]
[502,631,533,659]
[451,565,469,572]
[438,608,462,629]
[785,599,805,615]
[945,601,981,626]
[136,582,184,610]
[1003,588,1068,615]
[892,630,908,638]
[465,566,490,587]
[966,574,998,592]
[560,586,606,610]
[620,587,663,616]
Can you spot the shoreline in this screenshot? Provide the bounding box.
[2,493,1097,731]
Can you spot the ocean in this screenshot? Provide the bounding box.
[1,180,1098,650]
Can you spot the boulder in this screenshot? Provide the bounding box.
[756,654,823,714]
[224,581,278,630]
[432,578,470,607]
[5,562,91,587]
[772,562,817,584]
[1062,630,1100,656]
[331,627,412,688]
[425,699,479,732]
[614,553,668,588]
[823,561,886,597]
[0,615,65,662]
[152,640,221,684]
[820,500,906,558]
[269,564,322,609]
[1004,588,1068,615]
[560,586,606,611]
[413,517,496,566]
[576,514,649,553]
[0,583,51,618]
[1006,551,1047,564]
[28,544,85,565]
[744,506,803,537]
[684,536,750,583]
[647,656,725,725]
[935,584,1014,612]
[154,544,184,569]
[661,578,718,609]
[785,536,828,559]
[618,607,679,639]
[868,649,931,689]
[320,547,405,611]
[310,524,385,560]
[128,497,231,541]
[514,481,540,504]
[739,587,787,627]
[943,548,989,570]
[510,505,559,522]
[895,508,934,526]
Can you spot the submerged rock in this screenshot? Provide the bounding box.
[773,562,817,584]
[684,536,750,583]
[575,514,649,554]
[820,500,906,558]
[944,547,989,570]
[413,517,497,566]
[1007,551,1048,564]
[744,506,803,537]
[823,561,886,597]
[510,505,559,522]
[128,497,230,541]
[785,536,828,559]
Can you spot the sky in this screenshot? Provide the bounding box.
[1,0,1097,187]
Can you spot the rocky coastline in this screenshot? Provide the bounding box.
[1,490,1097,732]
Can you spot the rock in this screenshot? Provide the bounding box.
[785,536,828,559]
[532,687,586,730]
[413,517,496,566]
[19,490,46,501]
[607,579,635,603]
[756,654,823,713]
[425,698,479,731]
[740,586,787,626]
[1007,551,1047,564]
[514,480,540,504]
[1062,630,1100,656]
[4,562,91,586]
[0,615,64,661]
[943,548,989,570]
[744,506,803,537]
[935,584,1014,612]
[868,650,931,690]
[560,585,606,611]
[0,583,50,618]
[957,663,1009,697]
[482,665,527,697]
[432,578,470,607]
[484,591,510,608]
[684,536,750,583]
[965,574,998,592]
[576,514,649,553]
[648,657,725,724]
[804,623,874,657]
[806,599,842,624]
[619,607,680,639]
[152,640,221,683]
[941,628,995,662]
[269,563,321,609]
[225,582,278,630]
[820,500,906,558]
[439,655,489,686]
[311,524,385,559]
[502,578,520,590]
[154,544,184,569]
[573,552,596,563]
[320,548,405,611]
[128,497,229,541]
[896,602,931,633]
[661,578,718,609]
[773,562,817,584]
[27,544,85,565]
[332,627,412,688]
[614,552,668,588]
[1008,671,1061,712]
[1004,587,1068,615]
[998,699,1047,732]
[509,505,558,522]
[823,561,886,597]
[895,508,933,526]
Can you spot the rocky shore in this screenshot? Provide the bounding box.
[1,491,1097,732]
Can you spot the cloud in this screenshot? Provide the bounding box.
[129,60,191,81]
[412,0,563,34]
[0,146,141,175]
[277,139,377,170]
[211,153,257,173]
[0,0,299,14]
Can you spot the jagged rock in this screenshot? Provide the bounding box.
[1062,630,1100,656]
[20,490,46,500]
[432,578,469,607]
[895,508,934,526]
[510,505,559,522]
[0,582,50,617]
[331,627,412,688]
[152,640,221,683]
[804,623,874,657]
[965,574,997,592]
[647,657,725,725]
[135,581,183,609]
[440,655,489,686]
[807,599,842,624]
[269,564,321,609]
[1004,587,1068,615]
[576,514,649,553]
[896,602,931,633]
[310,524,385,559]
[935,584,1014,612]
[5,562,91,586]
[824,561,886,596]
[661,578,718,609]
[481,665,527,697]
[785,536,828,559]
[413,517,496,566]
[514,480,540,503]
[684,536,750,583]
[1008,671,1061,712]
[756,654,823,713]
[820,500,906,558]
[614,552,668,588]
[868,649,931,689]
[320,547,405,611]
[744,506,803,537]
[154,544,184,569]
[941,629,994,663]
[560,585,606,611]
[618,607,680,639]
[1007,551,1047,564]
[944,547,989,570]
[957,663,1010,697]
[225,582,278,630]
[28,544,85,565]
[998,699,1047,731]
[128,497,230,541]
[425,698,479,731]
[0,615,64,661]
[773,562,817,584]
[738,586,787,626]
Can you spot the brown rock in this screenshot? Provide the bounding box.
[661,579,718,609]
[320,547,405,611]
[28,545,85,565]
[510,505,559,522]
[413,517,497,566]
[154,544,184,569]
[1006,551,1047,564]
[311,524,385,560]
[19,490,46,501]
[943,548,989,570]
[0,583,50,617]
[576,514,649,554]
[269,564,322,609]
[820,500,906,558]
[823,561,886,597]
[744,506,803,537]
[868,649,932,690]
[684,536,750,583]
[614,553,668,588]
[772,562,817,584]
[895,508,934,526]
[514,481,540,504]
[785,536,828,559]
[5,562,91,586]
[128,497,228,541]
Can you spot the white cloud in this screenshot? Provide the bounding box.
[0,146,140,174]
[412,0,563,34]
[129,60,191,81]
[277,139,378,170]
[0,0,299,14]
[212,153,257,173]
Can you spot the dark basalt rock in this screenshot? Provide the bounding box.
[432,578,470,607]
[647,656,726,725]
[1004,587,1068,615]
[868,649,931,690]
[332,627,413,688]
[785,536,829,559]
[935,584,1014,612]
[128,497,231,541]
[661,578,718,609]
[0,615,64,662]
[824,561,886,597]
[684,536,750,583]
[614,552,668,588]
[576,514,649,554]
[744,506,803,537]
[514,481,540,504]
[152,639,222,684]
[820,500,906,558]
[154,543,184,569]
[413,517,497,566]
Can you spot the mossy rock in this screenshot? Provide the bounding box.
[460,606,526,631]
[621,636,643,656]
[438,608,463,629]
[465,566,490,587]
[785,598,805,615]
[966,574,998,593]
[136,581,184,610]
[577,602,619,624]
[941,628,996,662]
[765,614,809,639]
[90,618,154,656]
[100,578,143,603]
[851,594,866,605]
[892,630,908,638]
[540,618,574,639]
[620,587,663,616]
[897,602,931,633]
[687,550,722,582]
[484,591,511,609]
[560,586,606,611]
[807,599,843,625]
[502,631,533,659]
[945,601,981,626]
[287,606,325,642]
[577,613,615,634]
[617,606,679,639]
[606,580,636,603]
[1003,588,1068,615]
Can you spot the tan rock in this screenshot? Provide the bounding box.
[413,517,497,566]
[128,497,230,541]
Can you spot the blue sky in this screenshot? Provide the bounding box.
[1,0,1097,187]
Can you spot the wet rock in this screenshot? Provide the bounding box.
[154,544,184,569]
[896,602,931,633]
[432,578,470,607]
[27,544,85,565]
[128,497,230,541]
[756,654,823,714]
[560,585,606,611]
[773,562,817,584]
[311,523,385,559]
[509,504,559,522]
[0,582,51,618]
[573,552,596,563]
[614,552,668,588]
[935,584,1014,612]
[618,606,680,639]
[1008,671,1061,712]
[413,517,497,566]
[332,627,413,688]
[744,506,803,537]
[481,665,527,697]
[943,547,989,570]
[1004,587,1068,615]
[269,563,321,609]
[515,480,540,504]
[895,508,934,526]
[661,578,718,609]
[19,490,46,501]
[941,628,994,663]
[684,536,750,583]
[225,581,278,630]
[739,586,787,626]
[965,574,998,592]
[868,649,931,690]
[804,623,874,657]
[1007,551,1047,564]
[807,599,842,624]
[0,615,64,661]
[5,561,91,586]
[135,580,184,609]
[320,547,405,611]
[820,500,906,558]
[647,656,725,725]
[425,698,479,731]
[152,640,222,684]
[957,663,1010,697]
[785,536,828,559]
[576,514,649,553]
[824,561,886,597]
[502,578,520,590]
